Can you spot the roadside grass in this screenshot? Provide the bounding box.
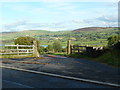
[0,54,34,58]
[0,54,46,59]
[50,52,67,56]
[95,49,120,67]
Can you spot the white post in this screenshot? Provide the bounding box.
[27,49,29,55]
[17,44,19,55]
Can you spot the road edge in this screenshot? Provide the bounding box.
[1,65,120,88]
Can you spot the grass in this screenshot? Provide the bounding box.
[51,52,67,56]
[95,49,120,67]
[1,54,46,59]
[0,54,34,58]
[46,52,69,57]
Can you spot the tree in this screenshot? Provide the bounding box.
[14,36,36,45]
[107,35,120,46]
[47,45,53,52]
[53,40,62,52]
[14,37,40,52]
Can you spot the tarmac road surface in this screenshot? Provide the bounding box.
[2,68,113,88]
[2,56,119,84]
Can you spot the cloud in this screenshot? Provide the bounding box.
[97,15,118,22]
[40,0,119,2]
[11,5,31,11]
[1,2,118,32]
[1,14,118,32]
[1,20,87,32]
[83,15,118,27]
[47,2,76,10]
[84,19,117,27]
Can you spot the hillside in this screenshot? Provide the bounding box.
[73,27,118,32]
[1,30,52,40]
[0,27,119,46]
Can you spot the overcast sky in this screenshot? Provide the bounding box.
[0,0,118,32]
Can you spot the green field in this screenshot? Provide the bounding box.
[0,27,119,47]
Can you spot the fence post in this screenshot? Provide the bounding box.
[27,49,29,55]
[78,48,80,54]
[33,40,40,57]
[67,40,71,54]
[17,44,19,55]
[70,45,72,54]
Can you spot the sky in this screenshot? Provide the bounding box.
[0,0,118,32]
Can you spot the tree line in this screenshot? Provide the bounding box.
[13,34,120,54]
[14,36,66,54]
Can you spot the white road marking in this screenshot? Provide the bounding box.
[1,66,120,87]
[3,80,34,88]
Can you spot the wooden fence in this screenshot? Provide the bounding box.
[0,44,33,55]
[67,40,103,55]
[0,41,40,57]
[70,45,87,54]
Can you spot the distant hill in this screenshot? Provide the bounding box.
[73,27,118,32]
[0,27,119,46]
[1,32,17,34]
[1,27,118,34]
[1,30,51,34]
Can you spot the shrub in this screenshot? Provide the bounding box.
[53,40,62,52]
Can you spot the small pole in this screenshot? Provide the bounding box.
[70,45,72,54]
[17,44,19,55]
[27,49,29,55]
[67,40,71,54]
[53,49,54,53]
[78,48,80,54]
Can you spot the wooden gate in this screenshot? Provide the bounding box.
[0,41,40,57]
[0,44,33,55]
[67,40,103,55]
[70,45,86,54]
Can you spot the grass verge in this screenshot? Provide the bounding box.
[0,54,34,58]
[95,49,120,67]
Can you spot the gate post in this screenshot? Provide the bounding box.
[33,40,40,57]
[67,40,71,54]
[17,44,19,55]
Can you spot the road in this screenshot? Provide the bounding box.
[2,56,119,84]
[2,68,113,88]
